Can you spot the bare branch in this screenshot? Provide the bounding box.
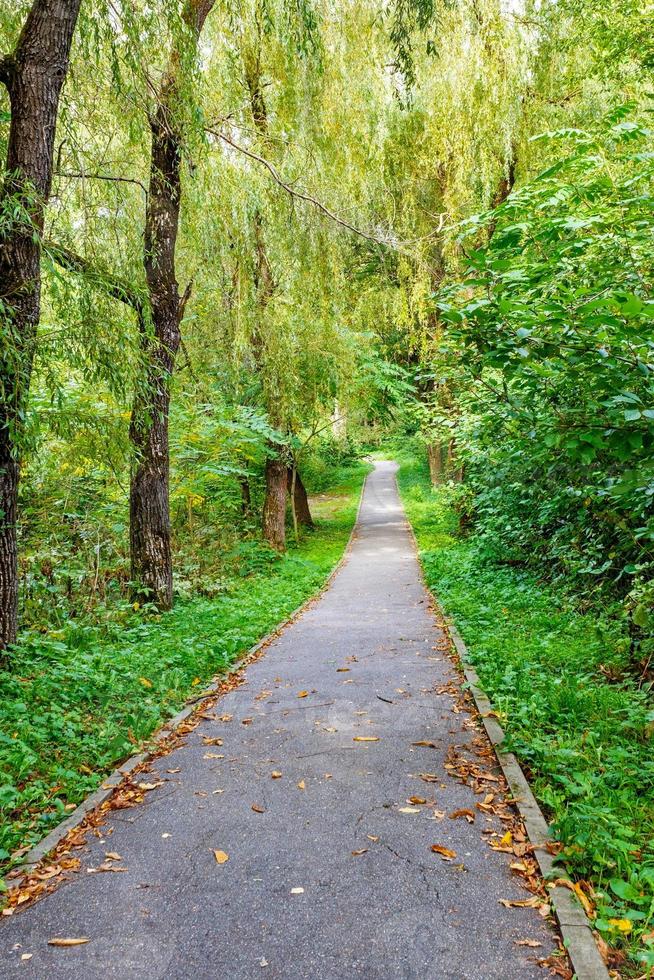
[54,171,148,196]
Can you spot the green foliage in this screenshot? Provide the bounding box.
[433,108,654,668]
[397,451,654,969]
[0,463,368,871]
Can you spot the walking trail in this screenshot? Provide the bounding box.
[2,461,559,978]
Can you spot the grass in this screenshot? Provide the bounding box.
[395,451,654,973]
[0,462,369,876]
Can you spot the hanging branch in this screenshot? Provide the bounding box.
[206,127,444,256]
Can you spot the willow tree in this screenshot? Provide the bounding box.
[128,0,217,607]
[0,0,82,648]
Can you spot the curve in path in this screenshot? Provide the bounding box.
[2,461,559,979]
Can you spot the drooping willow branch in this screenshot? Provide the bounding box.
[206,127,444,256]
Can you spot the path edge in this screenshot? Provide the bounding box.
[398,474,610,980]
[7,468,370,879]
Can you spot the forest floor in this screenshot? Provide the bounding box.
[0,461,564,978]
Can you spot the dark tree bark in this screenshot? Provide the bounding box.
[242,46,285,551]
[0,0,82,648]
[262,457,287,551]
[129,0,215,607]
[287,467,314,528]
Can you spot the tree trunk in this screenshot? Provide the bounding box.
[427,443,444,486]
[0,0,82,648]
[129,0,214,608]
[288,467,314,528]
[262,456,287,551]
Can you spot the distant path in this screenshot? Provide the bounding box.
[2,461,558,978]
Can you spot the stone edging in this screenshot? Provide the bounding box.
[10,470,370,876]
[399,475,610,980]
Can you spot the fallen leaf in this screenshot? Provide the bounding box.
[297,780,305,790]
[500,830,513,846]
[203,752,224,760]
[297,691,309,698]
[353,736,379,742]
[408,795,427,805]
[419,773,438,783]
[367,835,379,842]
[105,852,122,861]
[48,938,90,947]
[514,939,542,948]
[241,718,253,725]
[608,918,632,934]
[219,714,233,722]
[510,862,528,873]
[336,668,350,673]
[290,887,304,894]
[412,741,436,748]
[431,844,457,859]
[167,768,181,774]
[161,833,171,839]
[201,736,223,746]
[351,848,368,856]
[213,850,229,865]
[137,781,163,791]
[271,771,282,779]
[398,806,420,814]
[251,803,265,813]
[138,677,152,688]
[550,878,595,917]
[449,809,475,824]
[499,897,542,909]
[21,954,33,961]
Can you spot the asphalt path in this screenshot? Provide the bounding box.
[2,460,558,978]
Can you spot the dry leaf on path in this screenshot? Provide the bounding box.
[399,806,421,814]
[412,741,436,748]
[419,773,438,783]
[297,780,306,790]
[251,803,265,813]
[48,938,89,947]
[431,844,457,860]
[449,809,475,824]
[353,736,379,742]
[290,887,304,894]
[351,849,368,856]
[271,771,282,779]
[213,850,229,864]
[408,795,426,805]
[297,691,309,698]
[514,939,542,948]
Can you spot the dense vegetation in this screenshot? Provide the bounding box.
[1,0,653,972]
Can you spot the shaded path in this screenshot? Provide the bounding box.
[2,461,558,978]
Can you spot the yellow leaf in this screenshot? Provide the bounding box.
[500,831,513,847]
[138,677,152,688]
[297,780,306,790]
[271,771,282,779]
[48,938,90,947]
[608,918,632,934]
[431,844,457,859]
[213,850,229,865]
[297,690,309,698]
[353,736,379,742]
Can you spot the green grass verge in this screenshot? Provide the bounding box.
[0,463,369,876]
[395,451,654,973]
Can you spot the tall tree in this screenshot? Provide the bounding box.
[129,0,215,607]
[0,0,82,648]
